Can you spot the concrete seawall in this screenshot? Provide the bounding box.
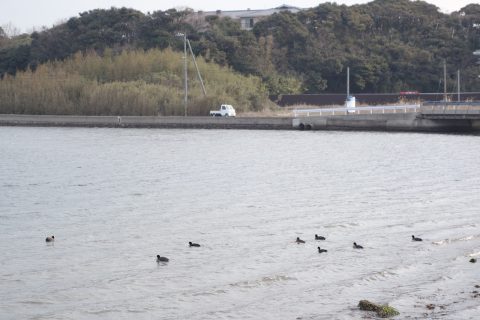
[293,113,480,133]
[0,114,293,130]
[2,113,480,133]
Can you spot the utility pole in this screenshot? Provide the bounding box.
[176,32,208,114]
[457,69,460,102]
[183,32,188,116]
[347,67,350,97]
[175,31,207,117]
[443,59,447,102]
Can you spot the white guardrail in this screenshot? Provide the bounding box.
[420,102,480,115]
[293,104,420,117]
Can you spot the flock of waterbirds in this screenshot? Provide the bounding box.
[297,234,423,253]
[45,232,480,265]
[297,235,422,253]
[45,234,424,263]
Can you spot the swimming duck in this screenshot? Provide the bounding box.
[318,246,328,253]
[45,235,55,242]
[315,234,326,240]
[296,237,305,244]
[412,235,423,241]
[156,255,169,262]
[189,241,201,247]
[353,242,363,249]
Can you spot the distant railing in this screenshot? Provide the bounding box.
[420,102,480,115]
[293,104,420,117]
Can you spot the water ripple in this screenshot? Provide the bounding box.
[1,127,480,319]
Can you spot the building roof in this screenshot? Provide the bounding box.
[202,5,302,19]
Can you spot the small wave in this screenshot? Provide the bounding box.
[324,224,348,229]
[232,225,255,229]
[432,235,478,245]
[191,289,227,296]
[229,275,296,288]
[361,270,398,282]
[433,239,449,245]
[20,300,54,305]
[87,309,121,315]
[127,309,147,313]
[2,183,18,188]
[468,251,480,257]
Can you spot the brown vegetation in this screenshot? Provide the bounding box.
[0,48,269,116]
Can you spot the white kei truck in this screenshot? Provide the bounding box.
[210,104,236,117]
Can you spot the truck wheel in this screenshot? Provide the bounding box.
[224,114,229,117]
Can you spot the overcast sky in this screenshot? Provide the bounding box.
[0,0,477,34]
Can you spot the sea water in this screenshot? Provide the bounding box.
[1,127,479,319]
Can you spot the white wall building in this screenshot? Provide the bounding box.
[197,5,303,30]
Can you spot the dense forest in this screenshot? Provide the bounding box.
[1,0,480,114]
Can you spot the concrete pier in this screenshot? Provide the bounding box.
[293,113,480,132]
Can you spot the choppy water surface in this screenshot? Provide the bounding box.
[1,127,480,319]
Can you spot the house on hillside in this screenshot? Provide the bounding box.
[192,5,303,30]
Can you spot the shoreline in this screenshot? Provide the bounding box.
[1,114,480,133]
[0,114,293,130]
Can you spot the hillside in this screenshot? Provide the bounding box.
[1,0,480,96]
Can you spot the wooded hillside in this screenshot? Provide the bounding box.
[1,0,480,96]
